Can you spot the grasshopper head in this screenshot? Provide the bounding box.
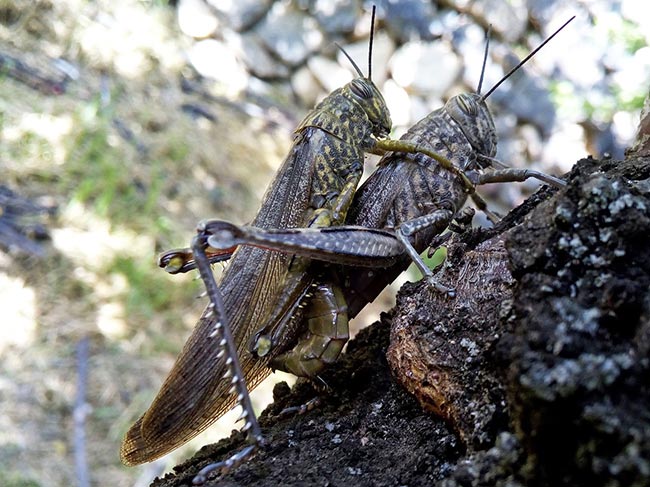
[446,92,497,159]
[336,7,390,140]
[346,77,392,139]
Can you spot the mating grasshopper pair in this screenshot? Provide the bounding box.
[121,10,574,483]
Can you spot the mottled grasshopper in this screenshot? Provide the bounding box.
[143,18,573,480]
[165,16,574,403]
[121,7,467,481]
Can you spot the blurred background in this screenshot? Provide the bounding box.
[1,0,648,485]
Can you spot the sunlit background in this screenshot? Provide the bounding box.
[1,1,648,486]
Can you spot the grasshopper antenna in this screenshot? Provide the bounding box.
[482,15,575,100]
[476,25,492,95]
[368,5,376,81]
[336,43,364,78]
[336,5,377,80]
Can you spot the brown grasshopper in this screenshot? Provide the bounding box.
[165,16,574,380]
[121,7,468,481]
[149,17,575,481]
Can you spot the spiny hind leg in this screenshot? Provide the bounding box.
[189,232,262,484]
[271,282,349,378]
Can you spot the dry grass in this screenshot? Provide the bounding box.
[0,2,296,485]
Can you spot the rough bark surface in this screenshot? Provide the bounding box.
[152,155,650,487]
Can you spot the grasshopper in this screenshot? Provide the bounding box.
[163,16,575,403]
[121,7,467,481]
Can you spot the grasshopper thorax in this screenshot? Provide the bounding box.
[445,92,497,161]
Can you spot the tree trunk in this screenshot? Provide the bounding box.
[152,154,650,487]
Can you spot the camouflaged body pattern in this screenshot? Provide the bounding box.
[344,94,498,317]
[255,81,392,364]
[295,83,390,225]
[361,94,496,232]
[120,79,392,465]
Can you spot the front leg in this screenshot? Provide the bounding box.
[372,138,476,196]
[477,167,566,188]
[372,138,500,224]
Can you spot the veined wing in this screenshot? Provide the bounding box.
[121,129,326,464]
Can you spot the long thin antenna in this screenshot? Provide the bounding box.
[477,25,492,95]
[482,15,575,100]
[336,43,364,77]
[368,5,376,81]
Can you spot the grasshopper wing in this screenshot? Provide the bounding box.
[121,131,325,464]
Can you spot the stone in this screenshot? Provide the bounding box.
[489,52,556,135]
[292,65,322,108]
[310,0,360,35]
[375,0,438,42]
[382,79,411,128]
[238,32,290,79]
[413,95,440,126]
[246,78,296,113]
[307,55,353,93]
[541,121,585,170]
[526,0,567,25]
[338,31,395,87]
[468,0,527,43]
[187,39,248,94]
[256,2,324,67]
[206,0,273,32]
[453,23,503,94]
[177,0,219,38]
[389,40,461,96]
[427,8,466,38]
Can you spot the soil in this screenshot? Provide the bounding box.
[150,155,650,487]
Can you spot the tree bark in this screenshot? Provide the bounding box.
[152,154,650,487]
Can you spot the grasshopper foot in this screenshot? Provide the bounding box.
[158,247,194,274]
[192,441,262,485]
[276,396,322,418]
[426,276,456,298]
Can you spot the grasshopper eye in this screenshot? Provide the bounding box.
[457,95,478,116]
[350,78,374,99]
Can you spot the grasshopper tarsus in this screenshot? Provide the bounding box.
[158,247,194,274]
[275,396,322,418]
[157,245,235,274]
[422,273,456,297]
[192,442,261,485]
[395,220,455,296]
